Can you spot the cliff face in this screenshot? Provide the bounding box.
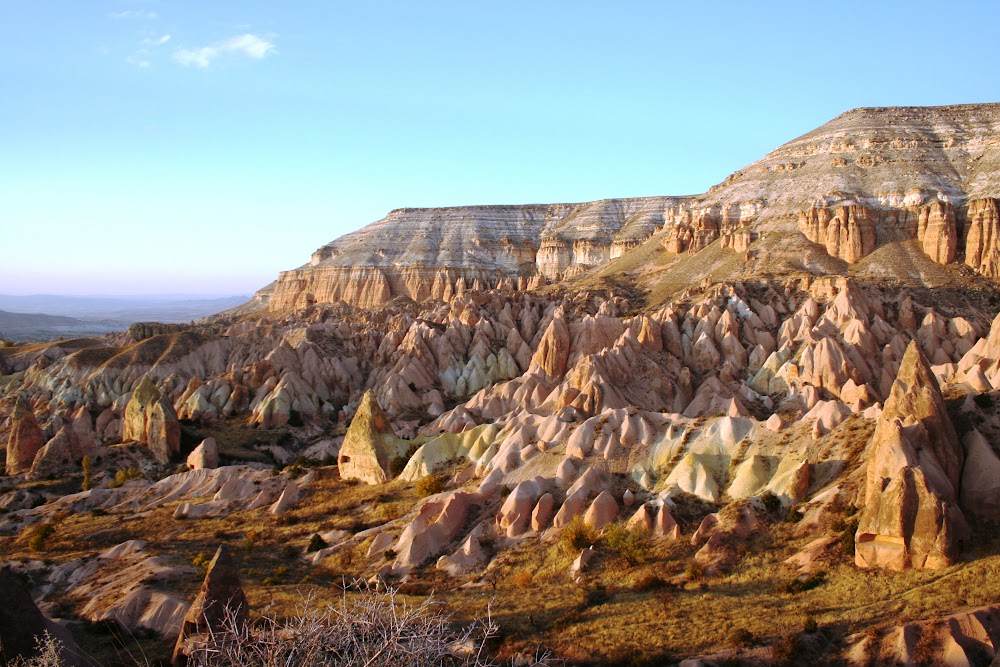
[263,104,1000,310]
[264,198,692,310]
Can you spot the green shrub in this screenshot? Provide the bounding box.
[602,522,653,566]
[560,516,599,556]
[383,548,397,561]
[416,474,446,498]
[192,552,210,570]
[388,457,408,477]
[306,533,328,553]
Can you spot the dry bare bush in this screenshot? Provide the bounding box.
[185,585,555,667]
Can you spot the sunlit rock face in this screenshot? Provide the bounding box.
[260,104,1000,311]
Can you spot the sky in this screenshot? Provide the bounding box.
[4,1,1000,296]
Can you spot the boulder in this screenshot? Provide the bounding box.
[187,438,219,470]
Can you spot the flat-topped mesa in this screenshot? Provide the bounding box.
[262,103,1000,310]
[265,197,693,310]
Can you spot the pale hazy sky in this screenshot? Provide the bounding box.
[4,1,1000,296]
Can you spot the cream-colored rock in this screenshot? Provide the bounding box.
[123,376,181,464]
[583,490,618,531]
[338,391,408,485]
[187,438,219,470]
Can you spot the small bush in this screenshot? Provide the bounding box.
[803,615,818,633]
[382,549,397,561]
[760,491,782,515]
[839,519,859,556]
[416,474,446,498]
[729,627,756,648]
[582,582,608,606]
[513,570,534,589]
[785,571,826,594]
[192,552,211,571]
[631,572,670,593]
[26,523,55,552]
[81,455,92,492]
[772,634,803,664]
[560,516,599,556]
[785,507,804,523]
[684,559,705,581]
[88,508,107,517]
[388,457,407,477]
[306,533,328,553]
[243,530,260,552]
[108,467,142,489]
[11,631,64,667]
[602,523,653,566]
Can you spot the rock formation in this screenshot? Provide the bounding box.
[123,376,180,464]
[0,568,95,667]
[258,104,1000,312]
[337,390,407,484]
[855,341,966,570]
[5,396,44,475]
[172,546,249,667]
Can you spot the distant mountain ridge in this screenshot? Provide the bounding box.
[0,295,248,321]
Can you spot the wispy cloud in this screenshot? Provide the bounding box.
[126,54,151,69]
[173,33,275,68]
[142,34,171,46]
[109,10,157,20]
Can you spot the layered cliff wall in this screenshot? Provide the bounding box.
[263,104,1000,310]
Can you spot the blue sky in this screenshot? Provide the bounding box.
[3,1,1000,296]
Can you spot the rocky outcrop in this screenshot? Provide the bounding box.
[0,568,95,667]
[965,197,1000,277]
[122,376,180,464]
[797,203,876,262]
[855,341,966,570]
[917,201,958,265]
[172,546,249,667]
[5,396,44,475]
[337,391,407,484]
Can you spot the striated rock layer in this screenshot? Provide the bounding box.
[262,104,1000,311]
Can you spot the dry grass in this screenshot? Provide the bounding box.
[6,461,1000,665]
